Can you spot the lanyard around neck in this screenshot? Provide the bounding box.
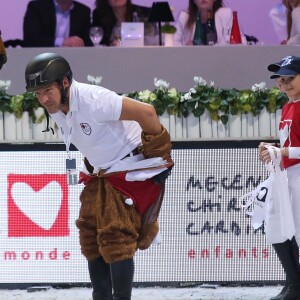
[65,111,73,158]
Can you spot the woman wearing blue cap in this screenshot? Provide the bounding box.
[259,55,300,300]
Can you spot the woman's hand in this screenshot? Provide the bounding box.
[258,142,269,157]
[110,38,121,47]
[259,143,287,164]
[260,148,272,164]
[258,142,279,163]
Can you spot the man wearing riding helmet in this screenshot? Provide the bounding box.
[25,52,173,300]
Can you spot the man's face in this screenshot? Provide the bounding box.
[35,82,63,114]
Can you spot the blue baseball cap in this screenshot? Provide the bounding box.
[267,55,300,79]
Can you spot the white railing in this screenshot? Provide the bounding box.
[0,108,281,143]
[0,108,62,142]
[160,108,281,140]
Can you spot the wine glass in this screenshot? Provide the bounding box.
[89,26,103,47]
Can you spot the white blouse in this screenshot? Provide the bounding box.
[174,7,246,46]
[287,7,300,45]
[269,3,287,43]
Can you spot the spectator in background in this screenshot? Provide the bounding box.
[286,0,300,44]
[174,0,243,46]
[269,0,288,45]
[23,0,92,47]
[0,31,7,70]
[92,0,158,46]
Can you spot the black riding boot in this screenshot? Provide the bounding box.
[291,237,300,272]
[110,258,134,300]
[272,239,300,300]
[270,241,289,300]
[270,238,299,300]
[88,257,113,300]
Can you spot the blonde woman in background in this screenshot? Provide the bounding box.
[269,0,288,44]
[286,0,300,44]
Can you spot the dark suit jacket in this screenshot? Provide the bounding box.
[23,0,92,47]
[92,4,156,46]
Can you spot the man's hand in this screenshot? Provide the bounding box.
[62,36,85,47]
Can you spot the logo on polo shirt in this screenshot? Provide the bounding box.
[80,123,92,135]
[7,174,69,237]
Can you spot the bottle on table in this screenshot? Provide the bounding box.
[230,11,242,44]
[206,10,217,45]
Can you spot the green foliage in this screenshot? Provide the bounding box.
[0,89,43,123]
[1,78,289,126]
[0,89,13,113]
[161,23,177,34]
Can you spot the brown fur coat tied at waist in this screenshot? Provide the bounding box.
[76,125,174,263]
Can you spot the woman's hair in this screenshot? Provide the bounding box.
[95,0,133,28]
[285,0,300,39]
[94,0,134,44]
[187,0,223,29]
[286,2,293,39]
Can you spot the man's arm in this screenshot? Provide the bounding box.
[23,1,55,47]
[119,96,162,135]
[70,3,93,46]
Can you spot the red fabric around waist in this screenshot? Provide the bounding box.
[78,171,162,214]
[78,172,97,185]
[106,173,162,214]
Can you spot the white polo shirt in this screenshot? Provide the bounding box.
[50,80,142,169]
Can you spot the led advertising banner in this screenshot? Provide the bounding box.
[0,143,284,284]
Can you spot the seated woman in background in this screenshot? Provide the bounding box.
[174,0,244,46]
[269,0,288,45]
[92,0,158,46]
[286,0,300,44]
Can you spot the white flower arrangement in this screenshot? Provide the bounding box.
[0,76,287,123]
[87,75,103,86]
[181,88,196,102]
[251,82,267,92]
[0,80,11,91]
[193,76,214,87]
[154,78,170,90]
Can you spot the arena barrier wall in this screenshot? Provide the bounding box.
[0,141,284,285]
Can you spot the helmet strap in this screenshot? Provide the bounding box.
[42,109,54,135]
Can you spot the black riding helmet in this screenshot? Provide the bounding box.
[25,52,72,92]
[25,53,72,134]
